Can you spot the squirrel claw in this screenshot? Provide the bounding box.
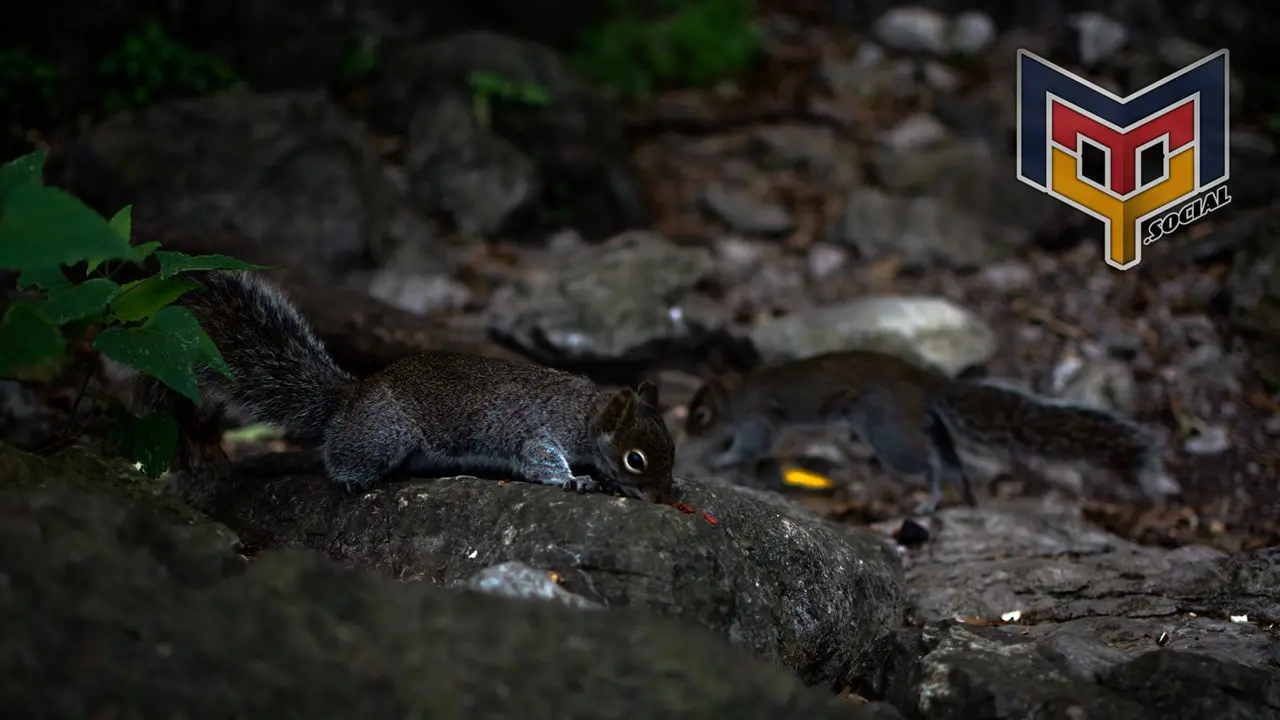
[561,476,599,493]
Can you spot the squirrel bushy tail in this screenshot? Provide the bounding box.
[127,270,356,466]
[932,378,1179,499]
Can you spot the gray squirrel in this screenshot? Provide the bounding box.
[683,349,1180,515]
[126,270,675,502]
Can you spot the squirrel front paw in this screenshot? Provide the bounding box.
[561,475,600,493]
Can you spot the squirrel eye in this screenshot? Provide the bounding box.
[623,449,647,474]
[691,407,713,427]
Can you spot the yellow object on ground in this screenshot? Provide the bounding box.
[782,466,836,490]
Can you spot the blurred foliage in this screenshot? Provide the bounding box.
[339,32,382,85]
[97,21,241,114]
[0,49,61,121]
[468,71,553,130]
[572,0,761,100]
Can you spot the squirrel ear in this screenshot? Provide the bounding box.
[595,388,637,433]
[636,380,659,407]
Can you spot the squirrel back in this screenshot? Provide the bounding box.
[122,271,676,501]
[683,349,1179,511]
[126,270,356,466]
[932,378,1179,499]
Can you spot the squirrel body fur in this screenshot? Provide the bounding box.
[684,350,1179,515]
[128,271,675,502]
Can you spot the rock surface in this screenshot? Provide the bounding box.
[0,463,905,718]
[62,90,440,278]
[847,498,1280,719]
[748,295,997,376]
[488,231,754,374]
[370,31,645,241]
[168,449,906,688]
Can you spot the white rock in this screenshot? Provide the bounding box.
[950,11,996,55]
[873,7,950,55]
[1070,12,1128,67]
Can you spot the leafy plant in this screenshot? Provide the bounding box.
[467,71,553,130]
[0,149,263,476]
[0,49,61,117]
[97,21,241,114]
[339,32,383,85]
[572,0,761,100]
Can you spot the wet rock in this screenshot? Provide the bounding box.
[831,187,1006,270]
[921,62,961,93]
[701,184,795,237]
[748,125,862,188]
[1182,424,1232,456]
[808,243,851,282]
[170,450,907,689]
[878,113,948,153]
[1265,414,1280,436]
[488,231,738,369]
[949,12,996,55]
[749,295,997,376]
[370,31,644,242]
[883,499,1278,626]
[855,500,1280,719]
[462,560,603,609]
[843,135,1067,269]
[872,7,949,55]
[976,261,1035,294]
[62,90,437,279]
[404,92,540,238]
[819,43,887,99]
[365,269,473,315]
[714,235,769,279]
[0,449,903,720]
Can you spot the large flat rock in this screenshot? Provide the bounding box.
[169,450,906,687]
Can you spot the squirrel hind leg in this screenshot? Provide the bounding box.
[848,402,942,513]
[322,416,420,494]
[928,412,975,507]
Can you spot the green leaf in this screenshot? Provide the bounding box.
[0,149,47,203]
[109,276,200,323]
[41,277,121,324]
[0,184,137,271]
[93,305,208,403]
[109,410,179,478]
[132,241,161,262]
[0,301,66,380]
[154,250,266,278]
[16,265,70,291]
[109,204,131,241]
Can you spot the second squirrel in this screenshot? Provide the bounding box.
[126,271,676,502]
[683,350,1180,515]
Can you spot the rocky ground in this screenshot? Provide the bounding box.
[2,2,1279,719]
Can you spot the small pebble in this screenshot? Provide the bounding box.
[873,6,949,55]
[977,261,1034,294]
[1183,424,1232,456]
[1070,12,1128,67]
[807,243,849,281]
[1263,415,1280,436]
[950,11,996,55]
